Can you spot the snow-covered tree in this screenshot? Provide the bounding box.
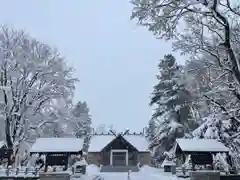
[130,0,240,116]
[149,54,193,163]
[184,59,211,96]
[30,98,74,138]
[145,119,157,142]
[43,123,65,137]
[72,101,92,137]
[192,111,239,169]
[183,58,214,123]
[94,124,117,135]
[131,0,240,166]
[150,54,192,125]
[40,106,70,138]
[95,124,108,134]
[71,101,92,151]
[0,26,77,161]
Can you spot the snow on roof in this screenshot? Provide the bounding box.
[88,134,149,152]
[88,135,116,152]
[176,138,229,152]
[30,138,84,153]
[124,135,149,152]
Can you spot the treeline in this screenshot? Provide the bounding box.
[130,0,240,167]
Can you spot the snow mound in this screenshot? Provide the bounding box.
[161,159,175,167]
[74,158,88,166]
[86,164,100,175]
[139,165,160,173]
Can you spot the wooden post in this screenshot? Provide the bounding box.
[64,154,69,171]
[34,167,38,175]
[25,167,28,175]
[44,155,48,172]
[5,168,9,176]
[16,167,19,175]
[227,152,232,167]
[72,166,74,174]
[44,164,48,172]
[128,170,131,180]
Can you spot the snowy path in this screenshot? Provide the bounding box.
[84,165,188,180]
[93,172,177,180]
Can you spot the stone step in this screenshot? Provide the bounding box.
[100,165,139,172]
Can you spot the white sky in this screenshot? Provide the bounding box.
[0,0,183,132]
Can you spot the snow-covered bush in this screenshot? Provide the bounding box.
[193,113,239,169]
[213,153,230,173]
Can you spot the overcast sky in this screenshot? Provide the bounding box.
[0,0,181,132]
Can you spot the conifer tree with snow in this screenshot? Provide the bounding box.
[95,124,108,134]
[145,119,157,142]
[71,101,92,152]
[131,0,240,167]
[183,58,213,124]
[149,54,193,163]
[34,99,74,138]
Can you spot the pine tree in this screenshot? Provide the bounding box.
[72,101,92,152]
[150,54,193,163]
[146,119,157,142]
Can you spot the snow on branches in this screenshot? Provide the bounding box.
[131,0,240,166]
[148,54,195,164]
[0,26,77,158]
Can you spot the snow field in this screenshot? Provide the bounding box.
[85,165,187,180]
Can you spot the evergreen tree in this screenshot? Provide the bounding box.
[146,119,157,142]
[131,0,240,168]
[95,124,108,134]
[72,101,92,152]
[150,54,193,163]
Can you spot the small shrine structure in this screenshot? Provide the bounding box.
[30,138,84,172]
[87,129,150,172]
[174,138,231,170]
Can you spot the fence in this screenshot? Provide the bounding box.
[0,167,39,179]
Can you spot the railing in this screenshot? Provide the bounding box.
[0,167,39,177]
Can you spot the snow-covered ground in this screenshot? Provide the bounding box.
[81,165,188,180]
[0,165,188,179]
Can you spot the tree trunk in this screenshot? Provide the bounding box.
[5,116,14,166]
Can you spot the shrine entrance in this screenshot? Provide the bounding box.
[110,150,128,166]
